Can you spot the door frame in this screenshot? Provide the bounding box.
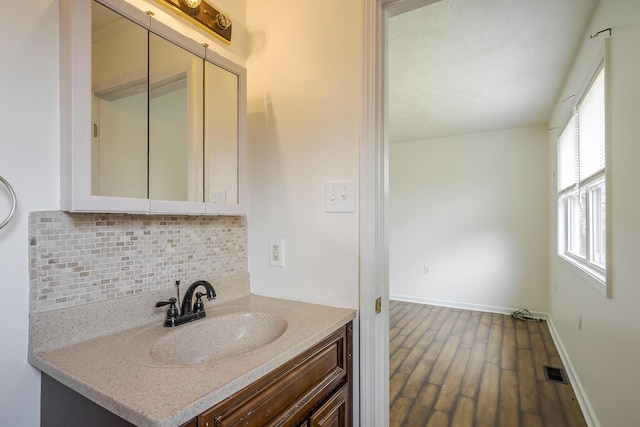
[359,1,442,425]
[359,0,388,425]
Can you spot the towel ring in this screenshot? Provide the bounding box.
[0,176,17,230]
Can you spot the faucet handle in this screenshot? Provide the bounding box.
[193,292,205,313]
[156,297,179,320]
[155,297,177,308]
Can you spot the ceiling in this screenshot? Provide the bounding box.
[387,0,598,143]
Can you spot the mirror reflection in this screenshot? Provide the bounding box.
[149,34,204,202]
[91,1,148,198]
[90,0,241,208]
[205,62,239,205]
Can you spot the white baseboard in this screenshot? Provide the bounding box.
[389,293,548,319]
[390,293,599,427]
[545,317,600,427]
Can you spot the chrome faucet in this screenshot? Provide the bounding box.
[156,280,216,327]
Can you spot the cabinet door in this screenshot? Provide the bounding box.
[309,385,350,427]
[92,0,148,201]
[200,324,350,427]
[148,32,204,204]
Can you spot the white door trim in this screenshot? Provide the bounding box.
[360,1,388,425]
[359,1,443,425]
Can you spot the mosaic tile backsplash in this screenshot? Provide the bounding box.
[29,211,247,313]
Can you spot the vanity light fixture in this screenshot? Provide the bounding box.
[155,0,232,43]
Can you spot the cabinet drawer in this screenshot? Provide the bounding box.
[309,385,349,427]
[200,325,349,427]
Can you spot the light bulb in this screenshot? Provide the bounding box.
[183,0,201,8]
[215,12,231,30]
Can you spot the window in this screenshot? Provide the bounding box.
[557,63,606,291]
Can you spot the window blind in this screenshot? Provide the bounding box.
[579,68,606,181]
[558,66,605,193]
[558,114,579,192]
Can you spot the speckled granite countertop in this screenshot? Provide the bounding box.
[29,286,356,427]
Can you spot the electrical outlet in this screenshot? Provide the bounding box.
[269,238,284,267]
[423,266,431,274]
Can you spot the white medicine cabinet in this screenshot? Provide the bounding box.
[60,0,246,215]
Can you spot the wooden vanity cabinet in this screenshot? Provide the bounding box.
[195,322,352,427]
[41,322,351,427]
[308,384,350,427]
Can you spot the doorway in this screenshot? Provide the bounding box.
[360,0,598,425]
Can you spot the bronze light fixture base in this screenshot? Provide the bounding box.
[155,0,232,44]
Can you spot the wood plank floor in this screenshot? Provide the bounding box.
[389,300,587,427]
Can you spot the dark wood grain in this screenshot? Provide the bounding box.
[389,300,587,427]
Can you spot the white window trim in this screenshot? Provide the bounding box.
[556,39,610,298]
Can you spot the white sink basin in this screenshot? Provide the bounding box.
[150,312,288,365]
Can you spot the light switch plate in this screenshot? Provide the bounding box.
[325,180,356,213]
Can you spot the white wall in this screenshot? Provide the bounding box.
[547,1,640,426]
[244,4,362,425]
[245,0,361,309]
[0,0,60,424]
[390,126,549,313]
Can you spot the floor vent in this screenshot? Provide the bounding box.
[543,365,568,384]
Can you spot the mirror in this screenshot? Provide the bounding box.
[149,33,204,202]
[205,62,239,205]
[88,0,241,209]
[91,1,148,199]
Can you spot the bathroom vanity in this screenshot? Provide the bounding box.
[30,281,355,427]
[46,0,356,424]
[41,322,351,427]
